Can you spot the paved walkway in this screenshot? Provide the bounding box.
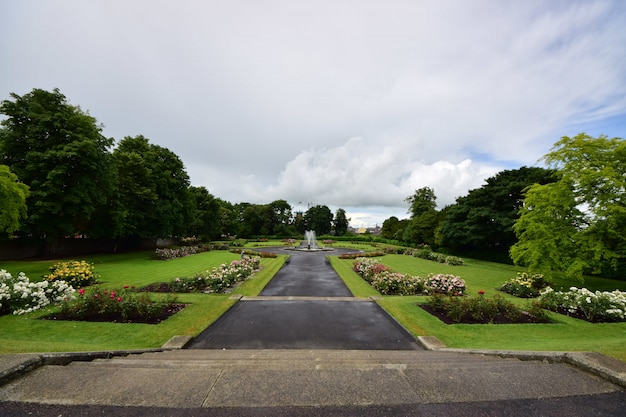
[1,247,625,416]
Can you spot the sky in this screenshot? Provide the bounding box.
[1,0,625,228]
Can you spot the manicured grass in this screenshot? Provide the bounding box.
[0,251,286,353]
[333,254,626,362]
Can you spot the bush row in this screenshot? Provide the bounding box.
[537,287,626,322]
[352,257,465,296]
[168,257,261,293]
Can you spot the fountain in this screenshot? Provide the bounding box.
[288,230,333,252]
[305,230,317,250]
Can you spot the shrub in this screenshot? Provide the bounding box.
[352,258,390,282]
[370,271,425,295]
[538,287,626,322]
[44,260,97,288]
[500,272,550,298]
[0,270,75,316]
[340,251,385,260]
[427,292,550,324]
[169,257,261,293]
[155,245,210,260]
[58,286,179,322]
[425,274,466,296]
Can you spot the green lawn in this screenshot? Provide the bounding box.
[332,254,626,362]
[0,250,286,353]
[2,249,625,363]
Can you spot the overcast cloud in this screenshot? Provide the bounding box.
[1,0,625,227]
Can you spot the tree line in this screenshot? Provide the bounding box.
[2,88,624,280]
[0,88,349,242]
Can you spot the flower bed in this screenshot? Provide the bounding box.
[44,260,97,287]
[46,286,182,324]
[500,272,550,298]
[1,270,75,316]
[155,244,210,260]
[339,251,386,260]
[352,258,465,296]
[538,287,626,323]
[422,292,550,324]
[164,257,261,293]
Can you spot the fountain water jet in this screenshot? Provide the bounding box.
[305,230,317,250]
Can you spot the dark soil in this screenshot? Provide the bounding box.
[419,304,550,325]
[42,304,186,324]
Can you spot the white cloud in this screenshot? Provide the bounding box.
[1,0,626,226]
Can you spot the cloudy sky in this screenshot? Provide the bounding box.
[2,0,625,227]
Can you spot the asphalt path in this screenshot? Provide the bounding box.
[187,247,422,350]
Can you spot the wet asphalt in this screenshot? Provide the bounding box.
[187,247,422,350]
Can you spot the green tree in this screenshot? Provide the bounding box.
[405,187,436,218]
[333,208,349,235]
[403,187,439,245]
[268,199,293,236]
[188,186,221,240]
[438,167,558,254]
[0,88,115,239]
[0,165,30,235]
[381,216,401,240]
[510,134,626,280]
[112,135,191,238]
[304,205,333,235]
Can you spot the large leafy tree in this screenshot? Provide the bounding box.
[438,167,558,254]
[333,208,349,236]
[403,187,439,245]
[188,186,221,240]
[112,135,191,238]
[0,88,115,238]
[0,165,30,235]
[510,134,626,280]
[304,205,333,235]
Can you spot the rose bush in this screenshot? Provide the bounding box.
[1,269,75,316]
[500,272,551,298]
[538,287,626,322]
[352,258,465,296]
[44,260,97,288]
[169,257,261,293]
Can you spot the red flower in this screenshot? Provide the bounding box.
[117,297,122,302]
[478,290,485,295]
[78,289,85,296]
[123,285,129,289]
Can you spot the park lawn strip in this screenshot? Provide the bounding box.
[331,255,626,362]
[0,253,286,354]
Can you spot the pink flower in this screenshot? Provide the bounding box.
[78,288,85,296]
[117,297,122,302]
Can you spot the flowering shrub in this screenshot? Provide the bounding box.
[538,287,626,322]
[371,271,425,295]
[352,258,464,296]
[0,270,75,316]
[155,245,209,260]
[169,257,261,293]
[44,260,97,288]
[230,249,277,258]
[57,287,179,322]
[352,258,390,282]
[427,292,549,323]
[425,274,466,296]
[500,272,550,298]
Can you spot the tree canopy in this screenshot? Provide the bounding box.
[0,165,30,235]
[510,134,626,280]
[438,167,558,254]
[0,88,115,238]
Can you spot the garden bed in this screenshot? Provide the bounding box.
[42,303,187,324]
[418,304,550,325]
